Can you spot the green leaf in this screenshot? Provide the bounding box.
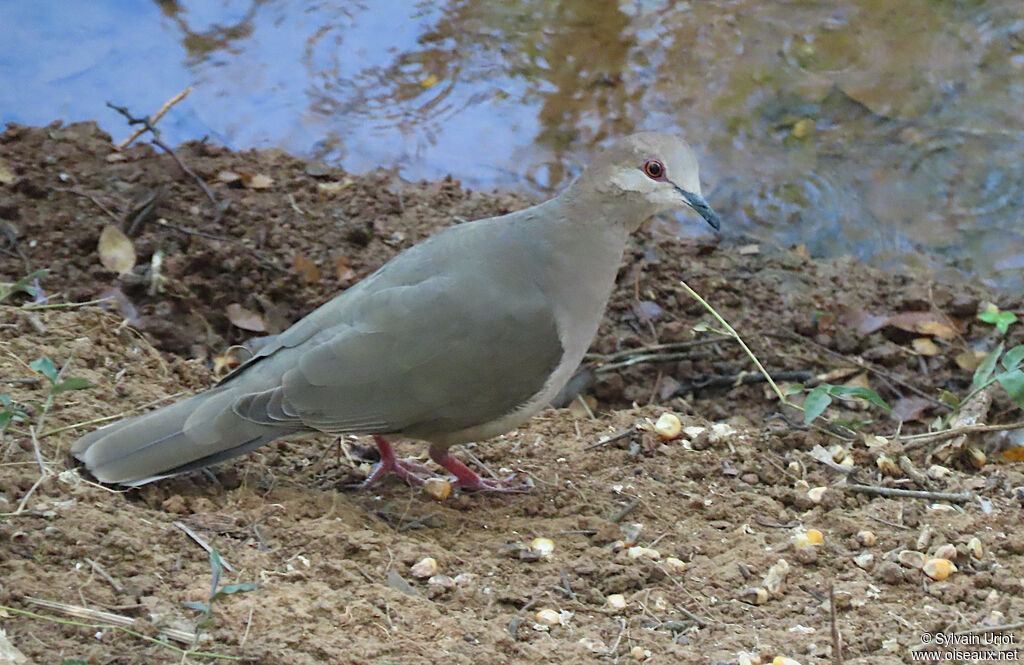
[183,601,210,612]
[28,356,58,383]
[784,383,805,396]
[61,660,89,665]
[51,377,94,394]
[803,385,832,425]
[978,308,1017,335]
[0,268,49,303]
[938,390,960,408]
[209,548,224,600]
[0,394,9,407]
[822,385,892,412]
[972,344,1003,390]
[211,582,260,601]
[0,412,11,428]
[995,369,1024,409]
[1002,344,1024,371]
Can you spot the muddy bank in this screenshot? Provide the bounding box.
[1,122,1023,664]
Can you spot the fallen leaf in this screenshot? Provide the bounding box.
[335,256,357,284]
[955,350,988,371]
[887,311,962,336]
[225,303,266,332]
[292,254,321,283]
[911,337,941,356]
[839,309,889,335]
[98,225,136,276]
[916,320,956,340]
[1003,447,1024,462]
[892,396,932,422]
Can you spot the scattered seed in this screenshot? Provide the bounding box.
[410,557,438,578]
[530,537,555,558]
[654,412,682,440]
[967,536,983,559]
[807,487,828,504]
[422,477,451,501]
[853,552,874,570]
[606,593,627,610]
[664,556,687,574]
[856,530,877,547]
[627,546,661,561]
[898,550,926,570]
[923,558,956,581]
[933,544,957,561]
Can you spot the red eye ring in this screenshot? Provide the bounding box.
[642,159,666,180]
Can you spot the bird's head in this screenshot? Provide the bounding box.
[573,132,721,231]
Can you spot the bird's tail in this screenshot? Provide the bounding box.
[71,387,296,486]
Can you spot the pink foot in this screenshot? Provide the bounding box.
[428,444,533,493]
[360,436,433,488]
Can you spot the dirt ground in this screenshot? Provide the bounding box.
[1,122,1023,664]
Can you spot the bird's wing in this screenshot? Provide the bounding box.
[230,256,564,437]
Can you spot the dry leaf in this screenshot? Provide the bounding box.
[911,337,941,356]
[893,396,932,422]
[98,225,136,276]
[336,256,357,284]
[887,311,961,336]
[217,170,242,184]
[292,254,321,283]
[1002,447,1024,462]
[916,320,956,340]
[954,350,987,371]
[225,303,266,332]
[839,309,889,335]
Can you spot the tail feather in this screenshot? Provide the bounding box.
[72,387,298,485]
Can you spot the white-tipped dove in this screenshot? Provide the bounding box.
[72,132,720,490]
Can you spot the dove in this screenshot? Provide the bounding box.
[72,132,720,490]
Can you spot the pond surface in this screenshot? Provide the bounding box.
[3,0,1023,290]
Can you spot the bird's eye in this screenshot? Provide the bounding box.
[642,159,665,180]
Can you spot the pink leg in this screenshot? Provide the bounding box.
[428,444,532,493]
[360,436,433,488]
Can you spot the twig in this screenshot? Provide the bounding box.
[9,601,238,659]
[574,394,596,419]
[610,498,640,523]
[844,484,973,503]
[671,370,812,395]
[585,426,638,450]
[58,187,121,222]
[106,101,216,204]
[602,618,627,656]
[117,86,193,149]
[595,351,707,374]
[952,620,1024,637]
[679,281,800,410]
[19,296,116,311]
[172,521,234,572]
[900,421,1024,448]
[85,557,124,594]
[585,337,730,363]
[830,584,843,665]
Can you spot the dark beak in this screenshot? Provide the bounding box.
[675,186,721,231]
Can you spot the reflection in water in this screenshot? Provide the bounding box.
[2,0,1023,289]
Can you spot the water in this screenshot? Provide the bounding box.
[2,0,1023,290]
